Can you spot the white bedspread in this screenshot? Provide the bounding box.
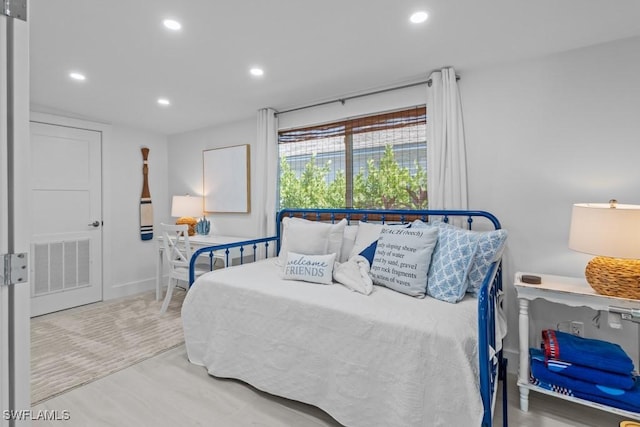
[182,259,483,427]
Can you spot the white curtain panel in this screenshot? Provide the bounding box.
[426,67,468,214]
[255,108,279,238]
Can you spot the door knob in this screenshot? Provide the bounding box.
[88,221,101,227]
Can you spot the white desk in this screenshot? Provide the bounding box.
[514,272,640,419]
[156,234,249,300]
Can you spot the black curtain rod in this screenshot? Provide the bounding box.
[275,74,460,116]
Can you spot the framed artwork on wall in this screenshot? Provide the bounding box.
[203,144,251,213]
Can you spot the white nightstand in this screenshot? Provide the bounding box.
[514,272,640,419]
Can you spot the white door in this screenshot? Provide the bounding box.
[30,122,102,316]
[0,32,9,419]
[2,7,31,425]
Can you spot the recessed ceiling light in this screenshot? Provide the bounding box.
[163,19,181,31]
[409,11,428,24]
[250,67,264,77]
[157,98,171,106]
[69,72,86,81]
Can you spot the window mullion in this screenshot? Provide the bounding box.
[344,131,353,208]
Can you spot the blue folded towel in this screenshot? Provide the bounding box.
[546,356,635,390]
[542,329,635,375]
[531,348,640,413]
[530,375,640,414]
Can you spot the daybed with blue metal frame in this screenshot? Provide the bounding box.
[184,208,508,427]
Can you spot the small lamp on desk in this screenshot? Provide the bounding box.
[171,194,202,236]
[568,200,640,299]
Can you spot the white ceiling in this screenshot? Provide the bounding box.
[29,0,640,136]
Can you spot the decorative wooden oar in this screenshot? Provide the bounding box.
[140,147,154,241]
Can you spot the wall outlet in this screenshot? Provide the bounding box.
[570,321,584,337]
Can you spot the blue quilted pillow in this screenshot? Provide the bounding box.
[436,222,508,296]
[467,229,507,295]
[425,223,479,303]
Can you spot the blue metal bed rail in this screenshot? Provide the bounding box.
[188,236,278,285]
[187,208,507,426]
[478,259,508,427]
[277,207,500,228]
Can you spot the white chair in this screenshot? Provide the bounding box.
[159,223,207,314]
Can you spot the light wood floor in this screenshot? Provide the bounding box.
[32,345,631,426]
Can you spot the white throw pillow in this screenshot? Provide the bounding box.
[282,252,336,285]
[278,217,347,266]
[370,224,439,298]
[339,225,359,263]
[348,222,384,260]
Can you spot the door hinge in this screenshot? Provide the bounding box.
[2,0,27,21]
[1,252,28,286]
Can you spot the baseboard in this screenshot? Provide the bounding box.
[105,277,156,300]
[503,347,519,375]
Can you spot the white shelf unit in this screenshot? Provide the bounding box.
[514,272,640,420]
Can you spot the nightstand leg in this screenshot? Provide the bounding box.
[518,298,530,411]
[519,387,530,412]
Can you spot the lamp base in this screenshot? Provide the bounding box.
[176,216,197,236]
[585,256,640,300]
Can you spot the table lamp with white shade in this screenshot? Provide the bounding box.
[568,200,640,299]
[171,194,202,236]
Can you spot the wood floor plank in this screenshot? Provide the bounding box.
[33,345,633,426]
[32,345,339,427]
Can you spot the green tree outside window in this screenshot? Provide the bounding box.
[280,145,427,210]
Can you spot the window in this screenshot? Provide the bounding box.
[278,106,427,210]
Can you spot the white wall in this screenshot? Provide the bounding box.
[104,126,169,299]
[167,117,259,238]
[461,35,640,366]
